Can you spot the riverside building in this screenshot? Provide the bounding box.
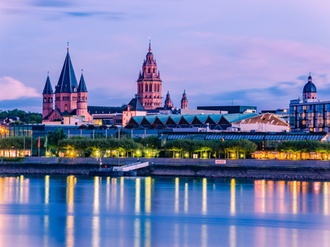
[289,74,330,132]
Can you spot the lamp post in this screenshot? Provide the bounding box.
[30,129,33,157]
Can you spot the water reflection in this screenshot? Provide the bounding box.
[202,178,207,215]
[145,177,152,214]
[92,177,100,247]
[253,180,330,215]
[0,176,328,246]
[66,175,76,247]
[230,179,236,215]
[175,177,179,213]
[135,178,141,214]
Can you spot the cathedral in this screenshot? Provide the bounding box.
[42,47,92,124]
[42,42,189,125]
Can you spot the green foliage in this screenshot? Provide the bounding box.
[47,128,67,147]
[138,136,159,148]
[0,109,42,124]
[0,136,32,149]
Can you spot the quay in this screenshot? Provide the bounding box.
[0,157,329,180]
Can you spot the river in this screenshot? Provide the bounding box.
[0,175,329,247]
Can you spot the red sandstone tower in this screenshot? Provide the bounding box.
[76,71,89,119]
[42,73,54,118]
[181,90,188,110]
[136,40,162,110]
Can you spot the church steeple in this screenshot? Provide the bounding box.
[55,48,78,94]
[77,70,88,93]
[164,91,173,109]
[181,90,188,110]
[148,37,152,53]
[54,47,78,113]
[42,73,53,94]
[42,73,54,118]
[136,40,163,110]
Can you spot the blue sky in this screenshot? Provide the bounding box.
[1,0,330,113]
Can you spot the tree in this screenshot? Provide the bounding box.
[47,129,67,155]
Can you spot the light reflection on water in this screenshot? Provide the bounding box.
[0,176,329,246]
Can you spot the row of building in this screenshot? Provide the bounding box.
[39,41,330,134]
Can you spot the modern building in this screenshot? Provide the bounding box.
[42,47,92,125]
[289,74,330,132]
[197,105,257,114]
[125,113,259,130]
[232,113,289,132]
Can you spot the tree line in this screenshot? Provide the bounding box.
[0,129,258,159]
[1,128,328,159]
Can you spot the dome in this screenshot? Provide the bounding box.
[303,82,317,93]
[303,76,317,93]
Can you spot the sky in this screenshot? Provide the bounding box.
[1,0,330,113]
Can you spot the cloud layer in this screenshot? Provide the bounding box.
[0,77,40,100]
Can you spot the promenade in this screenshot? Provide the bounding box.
[0,157,330,180]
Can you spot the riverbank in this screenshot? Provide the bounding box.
[0,157,330,180]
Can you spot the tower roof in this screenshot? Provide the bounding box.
[126,96,145,111]
[77,72,88,92]
[303,75,317,93]
[181,90,187,101]
[144,40,155,65]
[164,91,173,109]
[42,74,53,94]
[55,48,78,93]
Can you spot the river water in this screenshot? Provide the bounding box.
[0,175,329,247]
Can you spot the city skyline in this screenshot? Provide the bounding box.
[1,0,330,113]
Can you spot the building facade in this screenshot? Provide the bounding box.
[289,74,330,132]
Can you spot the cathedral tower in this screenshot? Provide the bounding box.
[164,91,173,109]
[181,90,188,110]
[54,47,78,113]
[42,73,54,118]
[136,40,162,110]
[76,71,90,120]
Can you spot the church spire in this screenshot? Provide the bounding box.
[55,46,78,94]
[78,69,88,92]
[42,72,53,94]
[148,37,152,52]
[181,90,188,110]
[164,91,173,109]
